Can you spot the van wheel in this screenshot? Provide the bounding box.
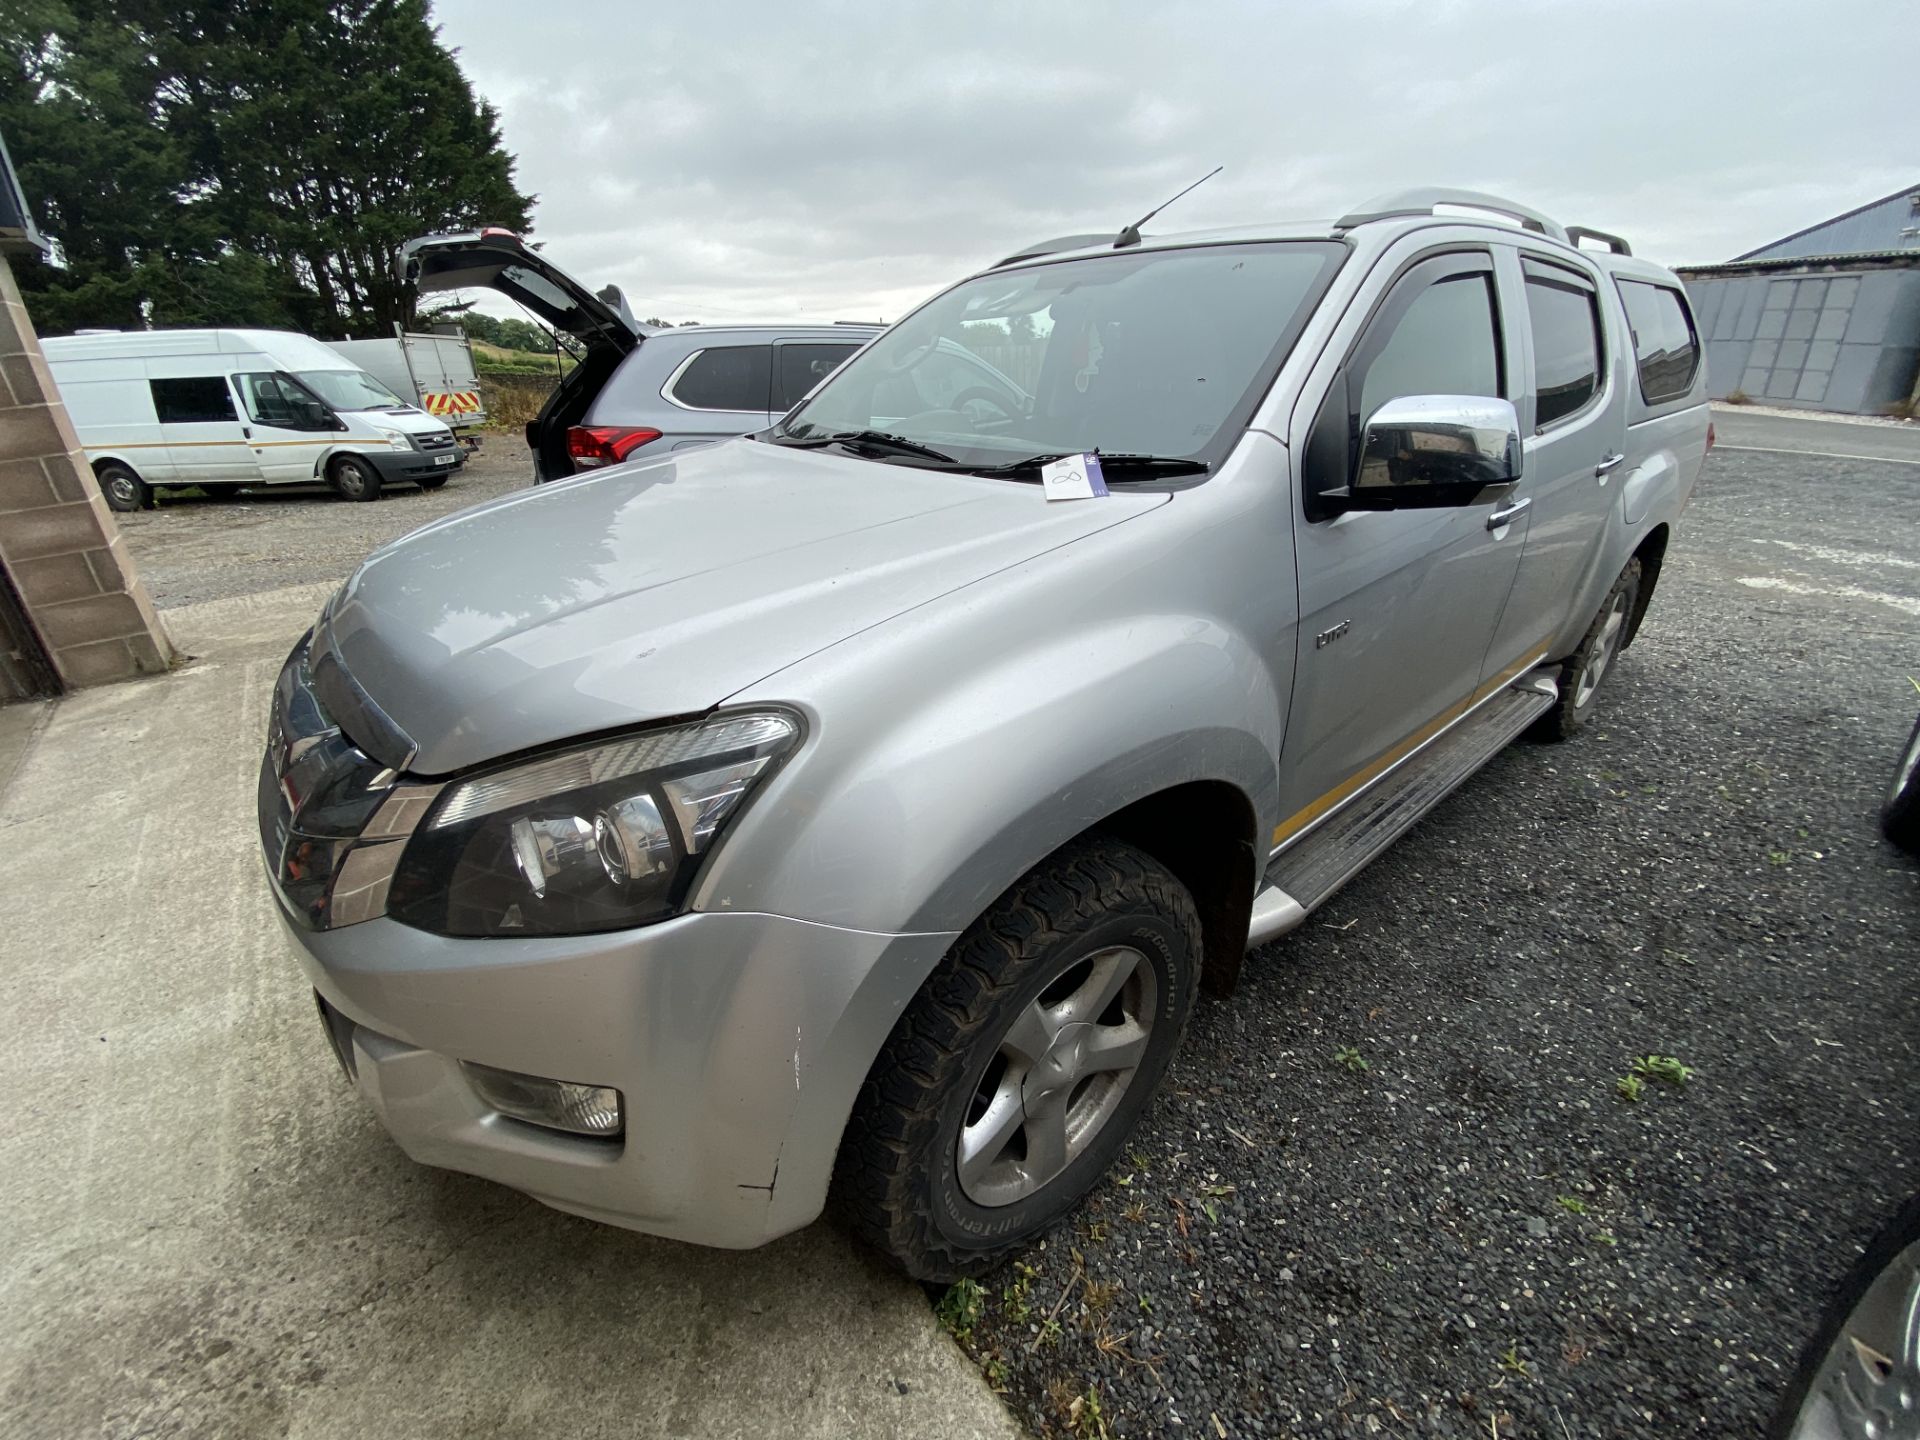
[830,836,1201,1282]
[329,455,381,502]
[1532,558,1642,742]
[96,462,150,513]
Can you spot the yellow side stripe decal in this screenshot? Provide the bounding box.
[82,439,332,450]
[1270,651,1548,848]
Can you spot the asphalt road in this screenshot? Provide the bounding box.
[959,439,1919,1436]
[1711,406,1920,465]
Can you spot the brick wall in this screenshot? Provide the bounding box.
[0,256,175,690]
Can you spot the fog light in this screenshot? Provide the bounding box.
[463,1061,624,1138]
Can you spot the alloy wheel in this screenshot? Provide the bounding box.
[956,945,1158,1208]
[1574,588,1631,709]
[1787,1234,1920,1439]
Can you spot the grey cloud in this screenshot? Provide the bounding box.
[435,0,1911,323]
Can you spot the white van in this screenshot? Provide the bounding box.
[41,328,465,511]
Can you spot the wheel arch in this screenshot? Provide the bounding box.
[1091,779,1259,996]
[1622,522,1669,648]
[88,452,144,480]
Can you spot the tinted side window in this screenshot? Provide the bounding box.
[149,376,236,424]
[670,345,772,411]
[1618,280,1701,404]
[1355,274,1502,426]
[1524,266,1602,427]
[774,343,860,410]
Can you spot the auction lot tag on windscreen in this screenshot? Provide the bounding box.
[1040,453,1109,502]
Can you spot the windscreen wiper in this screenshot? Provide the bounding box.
[772,428,956,464]
[971,452,1210,479]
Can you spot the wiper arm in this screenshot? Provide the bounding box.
[769,428,956,463]
[972,452,1210,478]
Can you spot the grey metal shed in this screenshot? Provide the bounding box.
[1676,254,1920,415]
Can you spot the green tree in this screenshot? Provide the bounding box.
[0,0,534,336]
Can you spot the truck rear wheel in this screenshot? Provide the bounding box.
[1533,557,1642,742]
[95,461,150,513]
[329,455,381,502]
[830,836,1201,1282]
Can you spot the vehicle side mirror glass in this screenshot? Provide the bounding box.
[1337,395,1520,512]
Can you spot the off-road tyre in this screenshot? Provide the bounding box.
[829,836,1202,1283]
[1532,557,1642,742]
[96,461,149,513]
[1882,712,1920,852]
[329,454,380,502]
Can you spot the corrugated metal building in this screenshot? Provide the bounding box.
[1676,183,1920,415]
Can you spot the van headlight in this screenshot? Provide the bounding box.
[382,430,413,451]
[385,712,799,937]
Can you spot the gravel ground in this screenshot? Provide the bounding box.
[110,436,1918,1437]
[955,449,1920,1438]
[115,442,532,608]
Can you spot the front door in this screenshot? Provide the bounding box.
[233,372,339,484]
[1276,247,1530,844]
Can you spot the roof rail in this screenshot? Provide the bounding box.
[1565,224,1632,256]
[993,233,1115,268]
[1335,187,1569,245]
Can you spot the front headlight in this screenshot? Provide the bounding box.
[386,712,799,937]
[382,430,412,451]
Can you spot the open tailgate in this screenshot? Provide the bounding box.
[399,229,643,359]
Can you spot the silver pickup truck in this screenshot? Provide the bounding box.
[259,188,1711,1280]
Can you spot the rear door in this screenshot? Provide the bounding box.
[657,342,774,449]
[1479,248,1627,679]
[772,338,864,418]
[144,371,257,483]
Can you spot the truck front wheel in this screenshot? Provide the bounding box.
[329,455,381,502]
[830,836,1201,1282]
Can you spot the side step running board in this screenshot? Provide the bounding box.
[1246,669,1559,949]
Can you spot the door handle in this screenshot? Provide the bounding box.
[1486,497,1531,531]
[1594,452,1625,477]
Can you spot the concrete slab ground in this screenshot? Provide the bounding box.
[0,582,1021,1440]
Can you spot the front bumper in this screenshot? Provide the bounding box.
[367,448,465,483]
[279,898,955,1248]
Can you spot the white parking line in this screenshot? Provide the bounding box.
[1736,576,1920,615]
[1716,444,1920,467]
[1757,539,1920,572]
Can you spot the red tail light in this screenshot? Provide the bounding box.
[1706,421,1715,452]
[566,426,663,468]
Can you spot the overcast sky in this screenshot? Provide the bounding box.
[434,0,1914,326]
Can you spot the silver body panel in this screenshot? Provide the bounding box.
[277,209,1709,1246]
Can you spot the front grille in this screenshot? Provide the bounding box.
[416,430,457,452]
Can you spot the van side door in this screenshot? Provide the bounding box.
[1479,249,1628,680]
[144,372,254,484]
[1277,245,1530,843]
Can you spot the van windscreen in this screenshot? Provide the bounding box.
[296,369,409,411]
